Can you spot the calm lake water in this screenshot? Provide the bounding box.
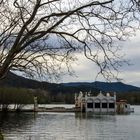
[0,105,140,140]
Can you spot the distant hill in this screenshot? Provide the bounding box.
[0,72,99,94]
[0,72,140,93]
[93,81,140,92]
[62,81,140,92]
[0,72,58,91]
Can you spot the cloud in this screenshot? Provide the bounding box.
[118,31,140,86]
[119,71,140,87]
[61,31,140,87]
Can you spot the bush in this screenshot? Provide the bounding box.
[0,132,3,140]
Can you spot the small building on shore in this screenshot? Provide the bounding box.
[75,91,133,114]
[116,100,134,113]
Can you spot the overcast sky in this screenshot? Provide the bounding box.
[61,31,140,87]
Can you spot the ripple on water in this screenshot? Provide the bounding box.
[0,106,140,140]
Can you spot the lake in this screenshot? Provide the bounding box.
[0,105,140,140]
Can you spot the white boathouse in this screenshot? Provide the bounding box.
[75,91,133,114]
[85,92,116,113]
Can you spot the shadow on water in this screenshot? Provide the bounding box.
[0,112,37,135]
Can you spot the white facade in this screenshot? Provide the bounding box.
[75,91,134,114]
[75,91,116,113]
[85,92,116,113]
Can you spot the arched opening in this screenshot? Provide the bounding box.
[87,98,93,109]
[94,98,101,109]
[102,99,108,109]
[109,99,115,109]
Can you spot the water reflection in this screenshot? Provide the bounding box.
[75,112,117,121]
[0,112,36,134]
[0,106,140,140]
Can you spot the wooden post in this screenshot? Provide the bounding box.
[34,96,38,112]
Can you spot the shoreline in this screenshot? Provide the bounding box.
[0,107,80,113]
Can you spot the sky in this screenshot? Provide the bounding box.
[6,0,139,87]
[61,31,140,87]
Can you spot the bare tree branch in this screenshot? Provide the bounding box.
[0,0,140,81]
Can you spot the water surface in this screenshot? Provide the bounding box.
[0,105,140,140]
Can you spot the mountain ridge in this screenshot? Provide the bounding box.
[0,72,140,93]
[61,81,140,92]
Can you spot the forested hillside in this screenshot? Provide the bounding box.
[0,72,140,105]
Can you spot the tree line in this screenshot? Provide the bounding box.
[0,87,75,111]
[0,87,140,111]
[0,87,34,111]
[117,91,140,105]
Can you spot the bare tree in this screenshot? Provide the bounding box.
[0,0,139,81]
